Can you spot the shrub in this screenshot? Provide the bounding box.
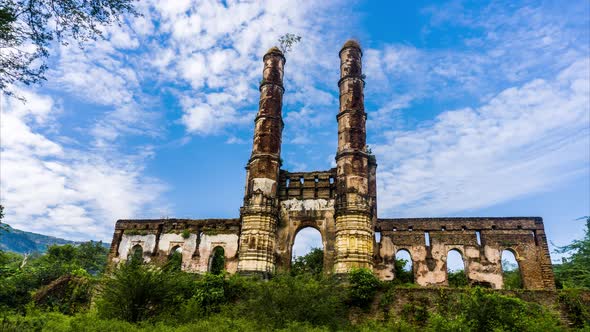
[291,248,323,277]
[236,273,347,330]
[461,288,562,332]
[348,268,381,308]
[96,262,194,322]
[392,258,414,284]
[448,270,468,287]
[32,270,95,314]
[558,289,590,328]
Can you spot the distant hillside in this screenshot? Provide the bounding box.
[0,224,108,254]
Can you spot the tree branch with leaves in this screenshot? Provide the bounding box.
[0,0,138,99]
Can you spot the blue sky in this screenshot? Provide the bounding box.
[1,0,588,263]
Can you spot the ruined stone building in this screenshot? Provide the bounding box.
[108,40,555,290]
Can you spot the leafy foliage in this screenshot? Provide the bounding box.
[278,33,301,54]
[461,288,562,331]
[448,270,469,287]
[0,242,107,311]
[554,216,590,289]
[392,258,414,284]
[291,247,323,277]
[209,247,225,275]
[0,0,138,97]
[235,273,348,330]
[348,268,381,308]
[0,241,583,331]
[96,261,195,322]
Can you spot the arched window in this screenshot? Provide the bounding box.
[501,249,522,289]
[209,246,225,275]
[394,249,414,284]
[129,244,143,264]
[291,227,323,276]
[447,249,468,287]
[165,246,182,271]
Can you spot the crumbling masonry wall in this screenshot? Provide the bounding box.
[108,219,240,273]
[374,217,555,290]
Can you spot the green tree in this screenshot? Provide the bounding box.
[554,216,590,289]
[209,247,225,275]
[448,270,469,287]
[0,204,7,236]
[502,260,523,289]
[393,258,414,284]
[291,247,323,276]
[348,268,381,308]
[97,262,194,322]
[0,0,138,97]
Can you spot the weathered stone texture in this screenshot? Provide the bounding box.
[108,219,240,273]
[107,40,555,290]
[375,217,555,289]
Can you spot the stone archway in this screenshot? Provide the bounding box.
[290,226,325,274]
[501,248,523,289]
[276,217,336,274]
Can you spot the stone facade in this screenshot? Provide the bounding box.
[107,41,555,289]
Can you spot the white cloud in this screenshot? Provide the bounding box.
[0,89,167,241]
[374,58,590,216]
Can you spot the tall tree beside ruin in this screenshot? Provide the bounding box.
[554,217,590,288]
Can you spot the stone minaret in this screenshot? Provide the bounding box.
[237,47,285,276]
[334,40,374,274]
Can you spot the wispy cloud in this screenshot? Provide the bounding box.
[1,88,168,241]
[375,58,589,216]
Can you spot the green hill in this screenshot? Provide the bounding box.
[0,224,107,254]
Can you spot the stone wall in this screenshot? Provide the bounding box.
[108,218,240,273]
[374,217,555,289]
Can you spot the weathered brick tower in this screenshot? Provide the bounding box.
[108,39,555,290]
[333,40,375,273]
[237,47,285,276]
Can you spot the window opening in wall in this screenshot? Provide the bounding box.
[501,250,523,289]
[166,246,182,271]
[392,227,397,232]
[291,227,323,276]
[300,177,304,184]
[329,177,334,184]
[492,225,497,230]
[128,244,143,265]
[209,246,225,275]
[286,178,290,187]
[395,249,414,284]
[475,231,481,246]
[531,230,538,245]
[375,231,381,244]
[462,226,467,231]
[447,249,468,287]
[424,231,431,246]
[315,177,319,183]
[408,226,413,231]
[441,226,446,231]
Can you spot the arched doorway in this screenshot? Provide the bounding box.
[128,244,143,264]
[209,246,225,275]
[394,249,414,283]
[291,227,323,276]
[501,249,522,289]
[447,249,468,287]
[166,246,182,271]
